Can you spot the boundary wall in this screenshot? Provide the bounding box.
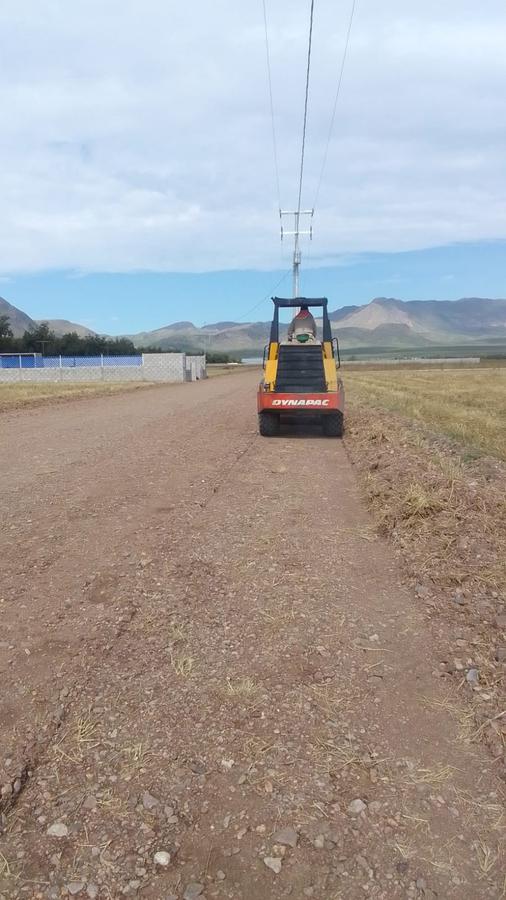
[0,354,206,384]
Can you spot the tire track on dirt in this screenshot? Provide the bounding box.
[0,378,256,820]
[0,419,260,825]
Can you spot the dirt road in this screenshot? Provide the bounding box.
[0,372,503,898]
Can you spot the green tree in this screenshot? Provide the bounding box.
[2,321,196,357]
[58,332,88,355]
[206,351,238,363]
[104,337,137,355]
[0,314,13,338]
[21,322,57,354]
[0,314,14,349]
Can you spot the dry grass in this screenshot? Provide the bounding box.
[226,676,258,697]
[167,620,187,643]
[401,483,444,520]
[52,715,101,765]
[401,813,431,836]
[120,742,154,779]
[0,850,13,879]
[206,365,236,378]
[313,736,362,775]
[241,735,278,765]
[306,683,348,717]
[346,367,506,459]
[170,652,195,677]
[206,364,255,378]
[453,787,505,832]
[475,840,498,875]
[0,381,155,412]
[347,393,506,769]
[421,695,475,742]
[395,840,417,860]
[75,715,99,746]
[409,764,455,786]
[121,742,152,767]
[346,370,506,806]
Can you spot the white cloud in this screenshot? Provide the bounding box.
[1,0,506,273]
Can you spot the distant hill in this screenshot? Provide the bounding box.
[3,294,506,353]
[127,296,506,352]
[0,297,97,339]
[0,296,36,335]
[330,296,506,342]
[36,319,96,338]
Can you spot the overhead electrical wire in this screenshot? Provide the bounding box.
[236,269,291,322]
[258,0,356,303]
[260,0,357,222]
[313,0,357,211]
[262,0,282,212]
[296,0,316,218]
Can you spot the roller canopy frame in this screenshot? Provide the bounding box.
[269,296,332,344]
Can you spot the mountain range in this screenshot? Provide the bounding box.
[117,296,506,351]
[0,296,94,339]
[2,295,506,353]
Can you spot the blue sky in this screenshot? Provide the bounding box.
[2,240,505,333]
[1,1,506,333]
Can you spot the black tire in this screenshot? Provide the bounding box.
[322,411,344,437]
[259,412,280,437]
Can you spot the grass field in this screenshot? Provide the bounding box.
[0,382,154,412]
[346,367,506,460]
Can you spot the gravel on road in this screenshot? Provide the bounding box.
[0,373,503,898]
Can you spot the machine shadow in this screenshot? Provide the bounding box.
[276,415,336,438]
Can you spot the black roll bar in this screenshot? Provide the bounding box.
[269,296,333,344]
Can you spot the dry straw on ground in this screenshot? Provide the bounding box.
[346,368,506,460]
[0,381,153,412]
[345,365,506,768]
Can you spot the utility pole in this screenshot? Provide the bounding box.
[202,324,212,358]
[280,209,313,300]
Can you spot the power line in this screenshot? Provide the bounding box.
[313,0,357,211]
[277,0,317,299]
[296,0,316,217]
[236,269,291,321]
[262,0,282,212]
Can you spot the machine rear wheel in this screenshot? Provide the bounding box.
[259,412,280,437]
[322,411,344,437]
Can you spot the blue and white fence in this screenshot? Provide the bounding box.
[0,354,142,369]
[0,353,206,384]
